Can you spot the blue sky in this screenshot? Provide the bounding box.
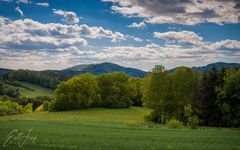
[0,0,240,71]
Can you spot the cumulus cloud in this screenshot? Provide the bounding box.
[0,18,87,50]
[102,0,240,25]
[154,31,204,47]
[53,9,80,24]
[15,7,24,16]
[16,0,29,4]
[0,17,135,70]
[0,17,128,52]
[36,2,49,7]
[126,35,143,42]
[78,24,126,42]
[209,39,240,51]
[128,21,145,28]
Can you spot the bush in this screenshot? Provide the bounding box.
[35,101,50,112]
[166,119,183,128]
[17,96,52,111]
[43,101,50,111]
[0,100,23,116]
[188,115,199,129]
[35,104,44,112]
[23,103,33,113]
[144,110,163,123]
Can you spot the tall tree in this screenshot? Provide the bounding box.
[97,72,132,108]
[198,66,223,126]
[170,67,200,121]
[217,69,240,127]
[128,78,143,106]
[142,65,169,123]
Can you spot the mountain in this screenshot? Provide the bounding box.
[192,62,240,72]
[61,62,148,78]
[0,68,12,76]
[1,62,239,79]
[169,62,240,73]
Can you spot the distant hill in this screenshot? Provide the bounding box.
[6,81,53,97]
[169,62,240,73]
[192,62,240,71]
[61,62,147,78]
[0,68,12,76]
[1,62,239,79]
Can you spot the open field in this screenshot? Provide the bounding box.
[0,107,239,150]
[7,82,53,97]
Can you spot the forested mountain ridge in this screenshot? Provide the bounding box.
[169,62,240,73]
[0,62,239,82]
[61,62,147,77]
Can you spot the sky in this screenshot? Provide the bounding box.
[0,0,240,71]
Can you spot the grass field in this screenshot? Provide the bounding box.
[7,82,53,97]
[0,107,239,150]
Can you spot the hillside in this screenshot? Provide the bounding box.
[6,82,53,97]
[61,62,148,78]
[1,62,239,79]
[192,62,240,71]
[169,62,240,73]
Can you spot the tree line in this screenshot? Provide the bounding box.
[2,69,65,89]
[50,72,142,111]
[143,65,240,127]
[50,65,240,127]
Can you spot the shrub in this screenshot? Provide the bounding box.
[0,100,23,116]
[23,103,33,113]
[166,119,183,128]
[35,104,44,112]
[188,115,199,129]
[144,112,152,122]
[35,101,50,112]
[43,101,50,111]
[144,110,163,123]
[17,96,52,111]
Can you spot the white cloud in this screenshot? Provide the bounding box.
[102,0,240,25]
[0,17,127,53]
[53,9,80,24]
[16,0,29,4]
[209,39,240,50]
[128,21,145,28]
[78,24,126,42]
[126,35,143,42]
[36,2,49,7]
[154,31,204,47]
[15,7,24,16]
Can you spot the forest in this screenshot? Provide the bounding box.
[50,65,240,128]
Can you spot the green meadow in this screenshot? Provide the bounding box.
[0,107,239,150]
[7,82,53,97]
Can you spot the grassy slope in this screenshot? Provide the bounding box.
[0,107,239,150]
[7,82,53,97]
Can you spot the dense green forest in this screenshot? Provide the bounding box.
[1,69,66,89]
[143,66,240,127]
[0,65,239,128]
[50,65,240,127]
